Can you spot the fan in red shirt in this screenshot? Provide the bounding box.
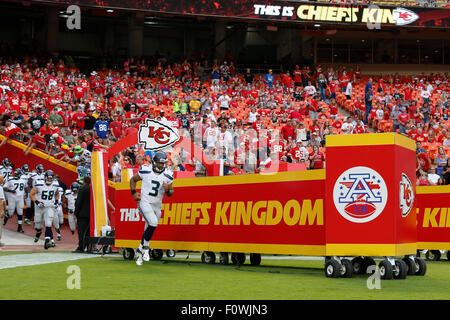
[109,115,124,139]
[71,108,86,130]
[74,85,85,101]
[332,119,343,132]
[309,145,325,169]
[408,126,419,140]
[7,93,21,113]
[293,66,302,86]
[0,121,22,147]
[281,119,296,141]
[339,71,350,92]
[352,120,366,134]
[404,84,413,101]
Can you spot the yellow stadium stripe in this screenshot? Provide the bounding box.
[112,169,325,190]
[0,135,77,172]
[91,152,108,236]
[326,132,416,152]
[416,185,450,194]
[114,239,325,256]
[417,242,450,250]
[326,243,417,256]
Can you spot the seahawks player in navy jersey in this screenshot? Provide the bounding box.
[129,151,174,266]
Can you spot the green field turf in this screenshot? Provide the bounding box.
[1,252,449,300]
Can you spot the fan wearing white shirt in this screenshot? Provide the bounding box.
[345,80,352,100]
[218,93,231,110]
[304,81,317,96]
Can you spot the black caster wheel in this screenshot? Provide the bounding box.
[402,257,417,275]
[123,248,135,260]
[201,251,216,264]
[325,259,341,278]
[151,249,163,260]
[166,250,176,258]
[231,253,246,265]
[378,260,393,280]
[425,250,441,261]
[351,257,375,274]
[340,259,353,278]
[393,259,407,280]
[414,257,427,276]
[351,257,366,274]
[219,252,229,265]
[250,253,261,266]
[102,245,112,254]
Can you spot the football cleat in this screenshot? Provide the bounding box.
[51,240,56,247]
[44,239,50,249]
[34,236,39,243]
[57,234,61,241]
[136,249,143,266]
[142,246,150,262]
[17,225,24,233]
[24,219,31,225]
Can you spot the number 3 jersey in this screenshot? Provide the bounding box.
[138,164,173,209]
[34,181,60,207]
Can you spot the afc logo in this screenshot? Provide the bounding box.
[399,173,414,217]
[138,119,180,151]
[333,166,388,223]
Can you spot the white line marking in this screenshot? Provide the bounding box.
[0,253,98,270]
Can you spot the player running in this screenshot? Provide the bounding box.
[29,170,61,249]
[129,151,174,266]
[21,164,33,225]
[0,158,13,180]
[63,182,79,235]
[3,169,28,233]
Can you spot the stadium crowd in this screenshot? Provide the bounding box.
[0,55,449,186]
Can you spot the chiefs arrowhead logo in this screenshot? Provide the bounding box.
[399,173,415,217]
[393,8,419,26]
[138,119,180,151]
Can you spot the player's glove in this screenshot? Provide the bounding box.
[35,200,45,208]
[54,201,60,209]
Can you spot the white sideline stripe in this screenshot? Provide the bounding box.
[1,228,45,246]
[0,253,98,270]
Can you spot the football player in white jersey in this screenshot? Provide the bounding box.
[63,182,79,235]
[29,170,61,249]
[129,151,174,266]
[52,185,64,241]
[29,164,45,188]
[0,158,13,181]
[3,169,28,233]
[21,164,33,225]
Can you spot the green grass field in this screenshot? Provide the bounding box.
[1,252,449,300]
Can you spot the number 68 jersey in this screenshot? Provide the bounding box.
[34,181,60,207]
[138,164,173,209]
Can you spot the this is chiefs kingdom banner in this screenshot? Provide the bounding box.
[32,0,450,28]
[416,185,450,250]
[114,170,327,256]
